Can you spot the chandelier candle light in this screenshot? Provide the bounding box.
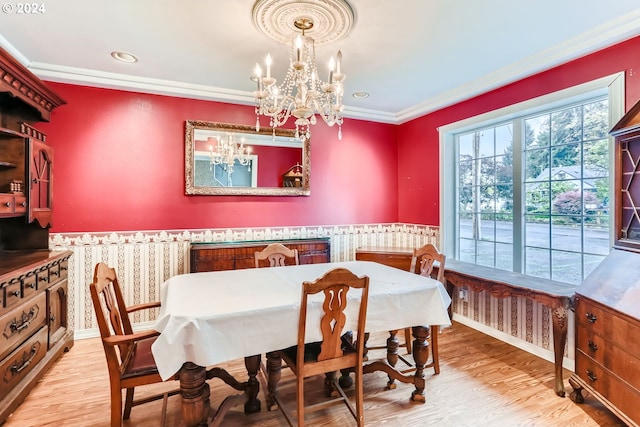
[208,134,252,174]
[253,17,345,142]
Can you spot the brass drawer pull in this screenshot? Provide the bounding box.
[586,370,597,382]
[8,307,38,335]
[585,312,597,323]
[10,343,40,376]
[587,340,598,352]
[10,289,20,298]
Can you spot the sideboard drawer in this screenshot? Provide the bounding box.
[0,194,15,216]
[13,195,26,213]
[0,293,47,360]
[575,296,640,357]
[576,325,640,390]
[3,280,22,311]
[36,265,50,289]
[575,350,640,422]
[22,271,38,298]
[0,327,48,399]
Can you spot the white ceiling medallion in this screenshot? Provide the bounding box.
[252,0,355,45]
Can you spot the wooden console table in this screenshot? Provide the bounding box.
[355,247,574,397]
[444,259,574,397]
[190,238,330,272]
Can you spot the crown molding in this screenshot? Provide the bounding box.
[396,9,640,123]
[27,61,398,123]
[4,9,640,126]
[29,62,256,105]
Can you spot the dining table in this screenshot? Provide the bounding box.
[152,260,452,427]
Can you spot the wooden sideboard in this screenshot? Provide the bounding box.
[190,238,331,272]
[0,250,73,423]
[0,46,70,424]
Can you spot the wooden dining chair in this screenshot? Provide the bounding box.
[255,242,300,268]
[254,242,301,377]
[89,262,179,427]
[273,268,370,427]
[406,243,446,374]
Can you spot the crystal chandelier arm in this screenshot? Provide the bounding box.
[253,17,346,141]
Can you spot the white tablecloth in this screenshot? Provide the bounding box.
[152,261,451,380]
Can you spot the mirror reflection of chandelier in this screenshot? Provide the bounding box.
[251,0,355,142]
[208,134,252,174]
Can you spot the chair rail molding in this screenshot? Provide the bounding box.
[50,222,572,368]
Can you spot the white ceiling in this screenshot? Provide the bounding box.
[1,0,640,124]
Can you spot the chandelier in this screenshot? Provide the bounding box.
[207,134,252,174]
[253,17,345,142]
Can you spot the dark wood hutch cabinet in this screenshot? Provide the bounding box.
[569,99,640,427]
[0,46,72,424]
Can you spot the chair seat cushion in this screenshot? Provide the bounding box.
[281,341,322,365]
[281,333,358,366]
[122,336,160,379]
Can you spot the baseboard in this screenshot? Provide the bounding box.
[452,313,575,371]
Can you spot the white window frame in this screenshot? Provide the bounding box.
[439,72,625,278]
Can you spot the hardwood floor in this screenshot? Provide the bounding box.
[3,322,624,427]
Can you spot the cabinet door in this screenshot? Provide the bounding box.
[28,138,53,227]
[46,279,68,349]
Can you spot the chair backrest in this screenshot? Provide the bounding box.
[409,243,446,283]
[297,268,369,365]
[89,262,134,364]
[254,243,300,268]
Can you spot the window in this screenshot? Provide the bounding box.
[440,73,624,285]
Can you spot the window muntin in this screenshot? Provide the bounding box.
[454,98,610,284]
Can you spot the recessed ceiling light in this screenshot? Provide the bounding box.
[110,51,139,63]
[352,91,370,99]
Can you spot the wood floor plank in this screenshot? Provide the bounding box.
[3,322,625,426]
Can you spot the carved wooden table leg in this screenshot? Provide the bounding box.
[324,371,339,397]
[266,351,282,411]
[179,362,210,427]
[551,303,568,397]
[338,331,355,389]
[244,354,261,414]
[385,330,400,390]
[410,325,429,403]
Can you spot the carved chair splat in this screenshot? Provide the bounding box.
[255,243,300,268]
[272,268,369,427]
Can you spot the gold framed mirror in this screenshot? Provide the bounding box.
[185,121,310,196]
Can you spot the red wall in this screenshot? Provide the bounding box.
[397,35,640,226]
[37,36,640,233]
[37,84,399,233]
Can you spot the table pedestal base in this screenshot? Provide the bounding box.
[265,326,432,408]
[178,355,262,427]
